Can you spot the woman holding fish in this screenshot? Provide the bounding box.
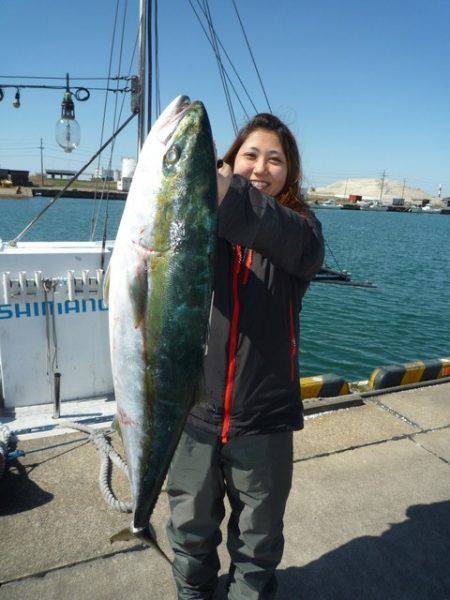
[166,113,325,599]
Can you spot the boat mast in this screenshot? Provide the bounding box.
[138,0,152,150]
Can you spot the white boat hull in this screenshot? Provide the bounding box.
[0,241,114,409]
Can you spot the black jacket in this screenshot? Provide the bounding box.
[188,175,324,440]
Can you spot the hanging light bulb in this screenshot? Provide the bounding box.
[55,73,80,153]
[13,88,21,108]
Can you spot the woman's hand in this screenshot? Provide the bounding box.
[217,161,232,205]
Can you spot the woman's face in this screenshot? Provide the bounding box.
[233,129,288,197]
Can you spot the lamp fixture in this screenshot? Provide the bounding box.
[55,73,80,153]
[12,88,20,108]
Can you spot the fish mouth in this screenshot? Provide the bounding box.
[156,95,192,145]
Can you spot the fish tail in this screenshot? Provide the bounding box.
[110,523,173,567]
[135,524,173,566]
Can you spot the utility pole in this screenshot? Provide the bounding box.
[40,138,44,186]
[379,170,386,202]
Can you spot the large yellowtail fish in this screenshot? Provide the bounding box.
[105,96,217,558]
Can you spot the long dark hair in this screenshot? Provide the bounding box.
[223,113,309,215]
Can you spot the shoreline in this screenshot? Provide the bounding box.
[0,187,127,200]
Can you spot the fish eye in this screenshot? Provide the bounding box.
[165,145,180,165]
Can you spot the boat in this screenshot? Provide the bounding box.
[365,201,387,211]
[316,198,341,209]
[421,204,441,214]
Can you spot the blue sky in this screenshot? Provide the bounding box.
[1,0,449,194]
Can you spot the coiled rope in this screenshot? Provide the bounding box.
[0,425,20,480]
[58,421,132,514]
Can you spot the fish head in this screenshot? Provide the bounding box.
[160,100,217,214]
[128,97,217,254]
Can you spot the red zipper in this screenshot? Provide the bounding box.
[241,249,253,285]
[289,300,297,381]
[221,245,243,443]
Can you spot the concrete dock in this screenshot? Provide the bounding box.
[1,383,449,599]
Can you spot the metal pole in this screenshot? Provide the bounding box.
[138,0,147,151]
[147,0,152,133]
[343,177,349,199]
[52,372,61,419]
[40,138,44,186]
[379,170,386,202]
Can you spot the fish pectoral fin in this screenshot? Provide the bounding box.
[111,415,123,441]
[129,260,149,329]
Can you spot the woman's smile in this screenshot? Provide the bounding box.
[250,179,270,190]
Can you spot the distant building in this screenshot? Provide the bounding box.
[117,177,132,192]
[0,168,30,186]
[46,169,77,180]
[93,167,115,181]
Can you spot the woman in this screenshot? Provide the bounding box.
[167,113,324,599]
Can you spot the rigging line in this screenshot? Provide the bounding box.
[191,0,257,115]
[202,0,238,133]
[0,75,130,80]
[89,0,121,241]
[202,0,238,134]
[230,0,272,114]
[100,0,130,260]
[91,13,140,241]
[188,0,251,120]
[324,238,344,274]
[0,84,130,92]
[8,112,137,247]
[154,0,161,117]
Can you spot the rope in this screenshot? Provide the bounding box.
[43,279,59,377]
[324,238,345,274]
[90,13,140,242]
[202,0,238,134]
[99,0,130,265]
[89,0,122,241]
[230,0,272,114]
[188,0,253,119]
[59,421,132,513]
[0,426,20,480]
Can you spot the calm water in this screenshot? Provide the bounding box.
[1,197,449,381]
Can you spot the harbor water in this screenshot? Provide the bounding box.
[1,197,449,381]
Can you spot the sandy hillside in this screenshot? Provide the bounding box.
[311,178,435,202]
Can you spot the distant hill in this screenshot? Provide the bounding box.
[311,178,435,202]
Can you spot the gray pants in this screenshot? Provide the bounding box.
[166,424,293,600]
